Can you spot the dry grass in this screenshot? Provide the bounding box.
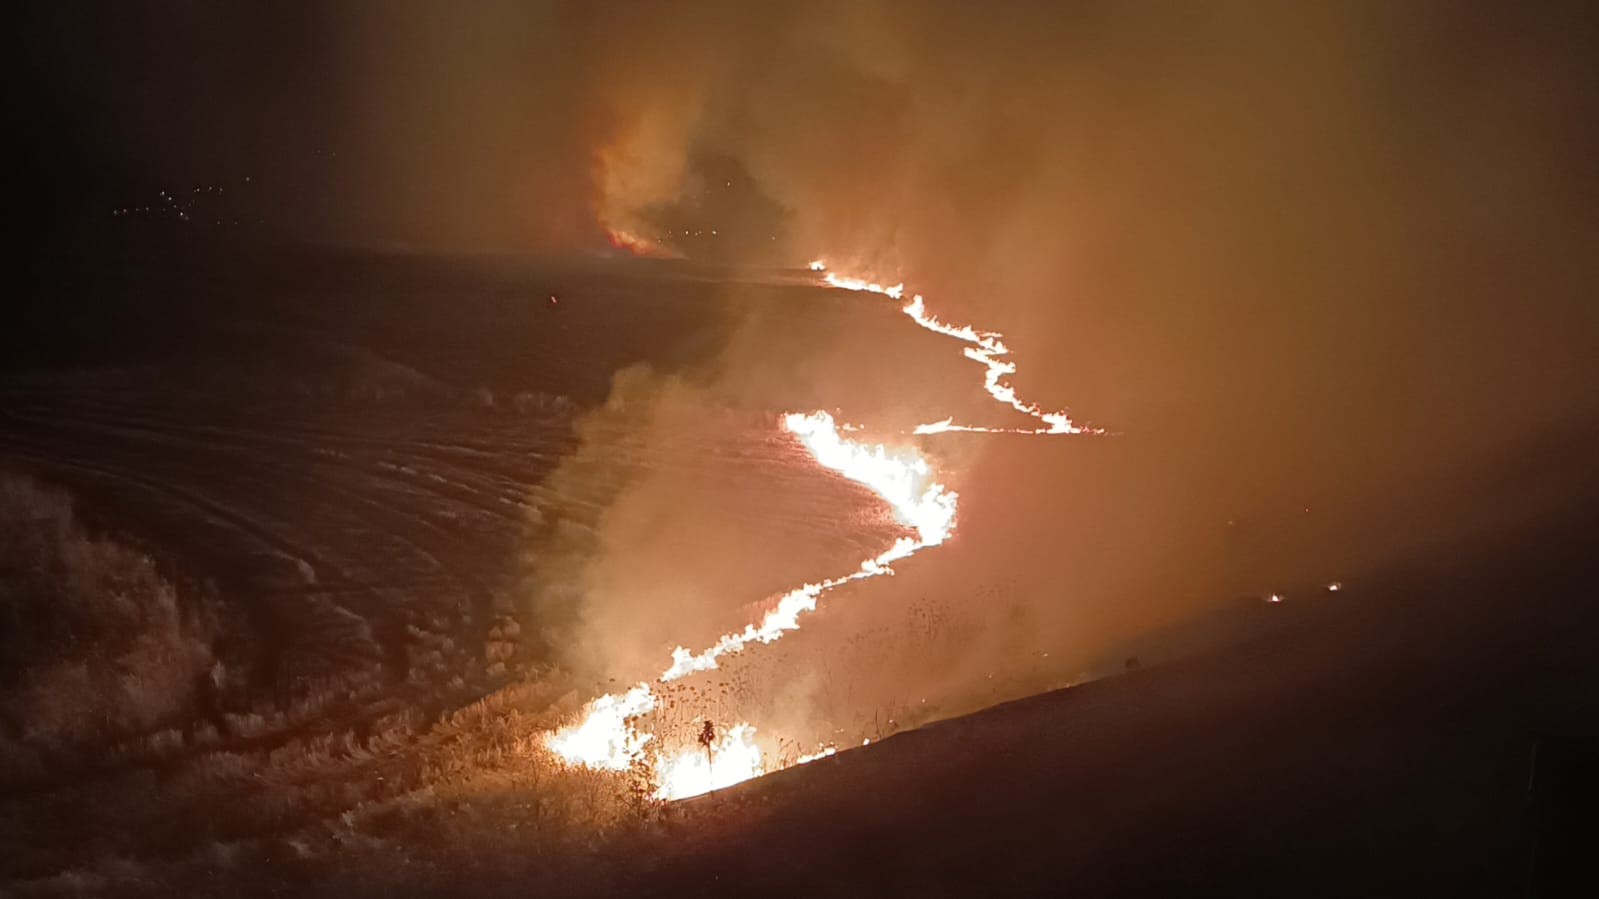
[0,487,1079,896]
[0,471,214,750]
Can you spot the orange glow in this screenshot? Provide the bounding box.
[819,264,1095,435]
[545,411,958,791]
[544,261,1094,800]
[605,226,673,258]
[651,724,764,800]
[658,411,956,682]
[544,682,656,771]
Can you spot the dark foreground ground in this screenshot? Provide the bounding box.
[567,502,1595,899]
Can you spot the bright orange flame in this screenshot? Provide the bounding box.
[544,261,1095,801]
[659,411,956,682]
[543,682,655,771]
[605,226,674,258]
[545,411,957,796]
[820,266,1094,435]
[651,724,764,800]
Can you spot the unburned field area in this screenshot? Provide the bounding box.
[3,239,1595,895]
[1,240,893,885]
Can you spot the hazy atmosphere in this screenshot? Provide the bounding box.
[8,2,1598,895]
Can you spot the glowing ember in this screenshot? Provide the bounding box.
[544,261,1094,800]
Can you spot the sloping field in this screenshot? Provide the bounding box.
[577,512,1599,897]
[6,242,1593,895]
[0,244,920,879]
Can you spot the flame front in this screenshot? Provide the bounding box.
[543,262,1092,800]
[783,411,957,545]
[818,268,1094,435]
[650,724,764,800]
[605,226,675,258]
[658,411,956,683]
[543,682,656,771]
[544,411,957,795]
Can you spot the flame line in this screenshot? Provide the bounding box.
[546,261,1093,800]
[820,267,1097,435]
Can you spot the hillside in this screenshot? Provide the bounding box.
[574,508,1598,898]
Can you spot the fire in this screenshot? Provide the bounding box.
[658,412,956,682]
[822,271,904,299]
[544,261,1092,800]
[545,412,958,795]
[820,265,1093,435]
[605,226,674,258]
[784,411,957,545]
[543,683,656,771]
[651,724,764,800]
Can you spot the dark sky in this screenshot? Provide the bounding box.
[19,3,331,240]
[19,2,1599,253]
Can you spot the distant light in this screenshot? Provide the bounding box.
[1326,582,1342,592]
[1267,593,1283,603]
[808,260,826,272]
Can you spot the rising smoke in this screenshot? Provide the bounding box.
[504,1,1599,704]
[34,2,1597,711]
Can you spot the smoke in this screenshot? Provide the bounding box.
[37,2,1594,713]
[496,1,1599,716]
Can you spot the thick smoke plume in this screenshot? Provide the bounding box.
[34,2,1596,708]
[507,2,1599,702]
